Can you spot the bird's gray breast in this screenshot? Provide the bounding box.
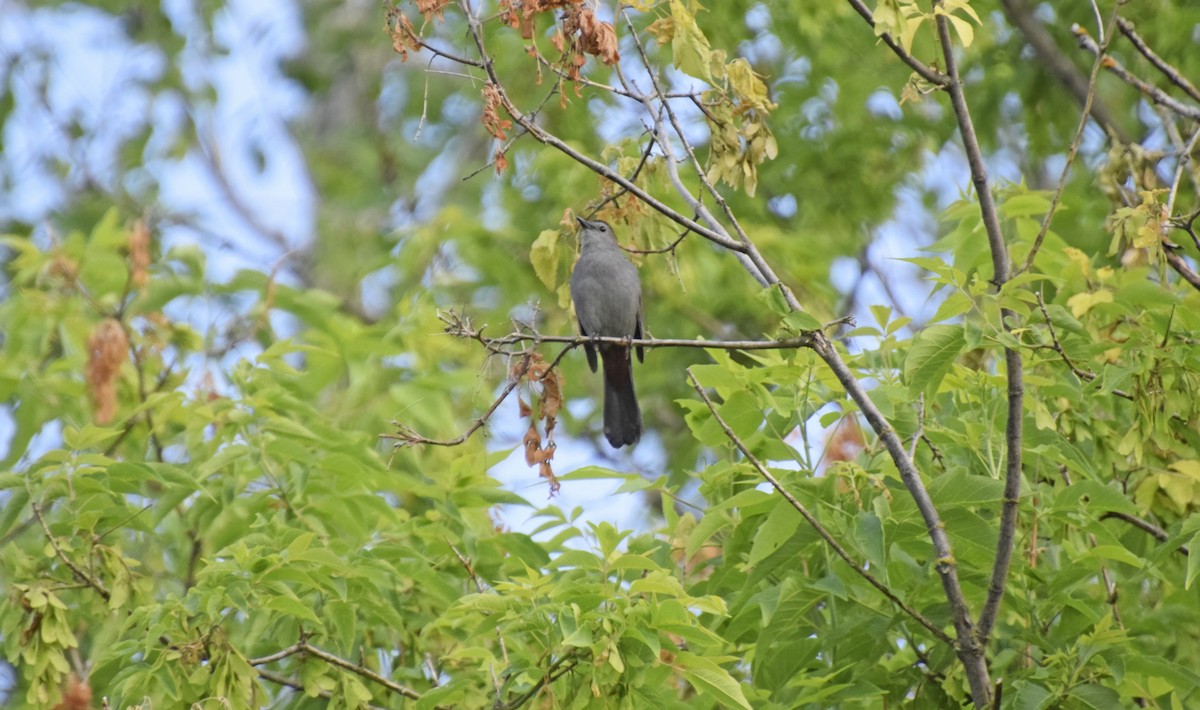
[571,250,640,338]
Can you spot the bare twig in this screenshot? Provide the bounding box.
[1168,209,1200,253]
[494,653,581,710]
[1165,126,1200,221]
[1115,17,1200,105]
[1100,511,1191,556]
[444,324,818,354]
[1034,290,1134,400]
[449,542,511,668]
[31,503,111,601]
[688,369,956,648]
[997,0,1131,144]
[1020,7,1118,273]
[1075,27,1200,121]
[587,132,658,215]
[383,351,533,447]
[909,394,926,461]
[1059,467,1123,626]
[250,640,423,700]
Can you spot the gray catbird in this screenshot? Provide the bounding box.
[570,217,644,448]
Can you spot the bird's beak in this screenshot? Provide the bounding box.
[576,216,592,230]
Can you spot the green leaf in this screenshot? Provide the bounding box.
[749,497,802,567]
[1186,531,1200,590]
[904,324,965,395]
[669,0,714,82]
[676,652,753,710]
[783,310,822,333]
[530,229,560,292]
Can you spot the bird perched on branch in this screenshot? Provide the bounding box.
[569,217,644,448]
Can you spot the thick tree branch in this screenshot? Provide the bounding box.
[810,333,979,654]
[1165,249,1200,292]
[688,369,956,648]
[934,4,1023,704]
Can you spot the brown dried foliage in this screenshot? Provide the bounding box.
[52,673,93,710]
[556,4,619,80]
[385,6,422,61]
[481,83,513,141]
[823,416,865,466]
[516,353,564,494]
[128,219,151,290]
[415,0,451,20]
[85,319,128,425]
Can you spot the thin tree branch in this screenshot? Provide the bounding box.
[1034,290,1134,400]
[1099,511,1191,556]
[1059,467,1123,627]
[843,0,950,86]
[997,0,1131,144]
[1165,248,1200,291]
[388,310,832,448]
[1115,17,1200,105]
[495,653,581,710]
[1165,125,1200,221]
[250,640,423,700]
[449,542,511,668]
[1020,7,1118,273]
[621,14,754,248]
[1074,27,1200,122]
[688,369,956,648]
[31,503,111,602]
[456,1,745,254]
[384,351,534,447]
[255,668,388,709]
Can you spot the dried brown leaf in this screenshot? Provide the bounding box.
[481,83,513,140]
[523,423,542,465]
[539,460,560,495]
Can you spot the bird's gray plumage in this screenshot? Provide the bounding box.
[570,217,644,448]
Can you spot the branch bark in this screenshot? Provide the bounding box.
[934,2,1027,703]
[689,369,957,648]
[997,0,1132,144]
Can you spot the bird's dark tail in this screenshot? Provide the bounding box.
[601,345,642,448]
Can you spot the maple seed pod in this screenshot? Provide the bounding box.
[85,319,129,424]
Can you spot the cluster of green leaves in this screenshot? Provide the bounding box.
[0,213,766,708]
[5,0,1200,708]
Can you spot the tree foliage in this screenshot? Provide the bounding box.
[3,0,1200,708]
